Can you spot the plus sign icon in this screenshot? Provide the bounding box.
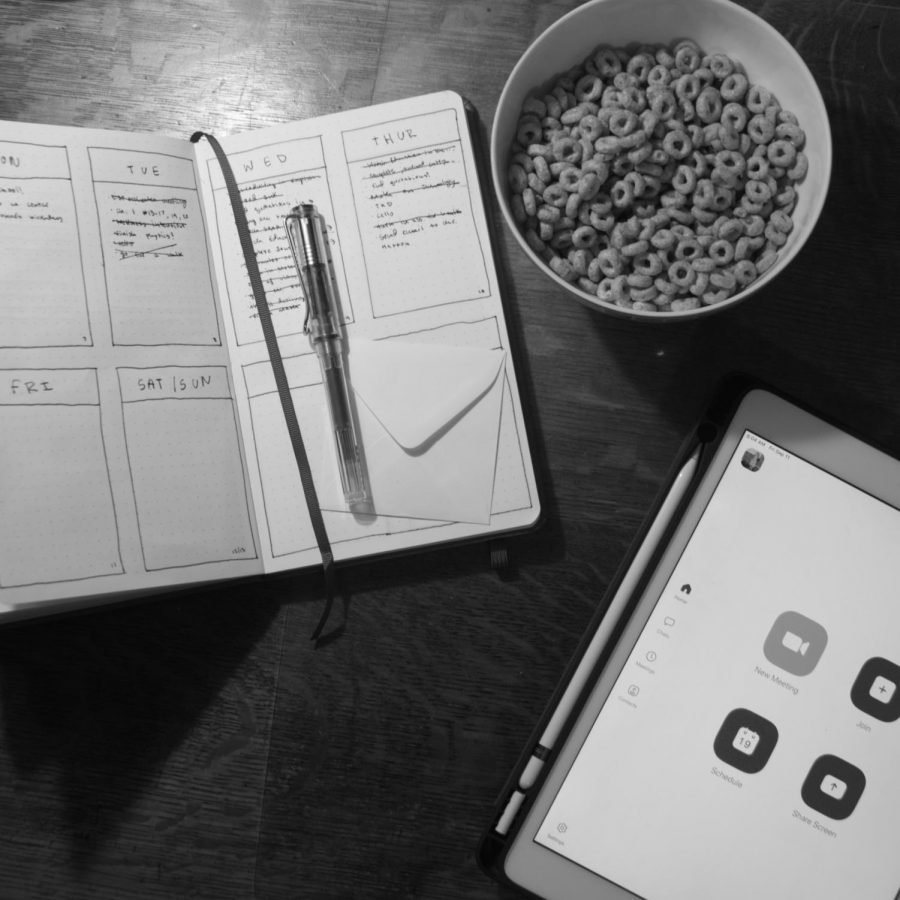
[851,657,900,723]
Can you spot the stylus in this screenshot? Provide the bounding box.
[514,445,702,796]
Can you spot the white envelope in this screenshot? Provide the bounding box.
[318,338,506,524]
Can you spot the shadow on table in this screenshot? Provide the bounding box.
[0,579,282,870]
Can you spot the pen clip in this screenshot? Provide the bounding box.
[284,207,313,334]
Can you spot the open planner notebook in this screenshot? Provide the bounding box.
[0,90,540,620]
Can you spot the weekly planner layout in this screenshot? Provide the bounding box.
[0,91,540,618]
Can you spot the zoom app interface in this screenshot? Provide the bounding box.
[536,432,900,900]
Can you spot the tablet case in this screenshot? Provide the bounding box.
[476,373,760,892]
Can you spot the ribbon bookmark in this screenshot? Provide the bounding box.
[191,130,337,643]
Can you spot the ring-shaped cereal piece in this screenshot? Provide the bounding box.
[533,154,552,184]
[715,149,746,177]
[576,172,602,201]
[733,259,757,286]
[719,72,748,102]
[597,247,624,277]
[675,73,701,102]
[608,108,639,136]
[537,204,561,224]
[561,104,590,126]
[707,53,735,80]
[569,248,591,275]
[587,257,604,283]
[552,137,583,164]
[689,271,710,296]
[668,259,696,287]
[508,164,529,193]
[766,139,797,168]
[747,114,775,144]
[542,183,568,208]
[746,83,773,114]
[591,212,615,233]
[614,71,639,90]
[649,90,678,120]
[775,121,805,148]
[691,255,716,273]
[550,229,574,252]
[672,164,697,195]
[770,209,793,233]
[701,289,731,306]
[596,277,616,303]
[578,114,603,142]
[558,167,582,192]
[626,52,655,82]
[787,151,808,181]
[549,254,576,280]
[521,187,537,217]
[654,276,678,295]
[675,43,701,73]
[650,227,676,250]
[744,179,772,205]
[711,185,732,212]
[621,239,650,259]
[572,225,598,249]
[593,46,622,78]
[710,269,737,291]
[708,239,735,266]
[674,238,703,262]
[619,86,645,112]
[610,179,635,209]
[609,274,629,303]
[662,129,693,160]
[745,155,768,180]
[764,223,787,247]
[623,170,646,197]
[720,102,748,133]
[755,249,778,274]
[695,86,722,123]
[575,74,604,103]
[647,64,670,87]
[775,185,796,209]
[717,218,744,243]
[632,252,664,277]
[692,179,715,209]
[515,116,543,146]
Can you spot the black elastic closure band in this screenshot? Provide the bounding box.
[191,130,335,642]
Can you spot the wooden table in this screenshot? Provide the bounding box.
[1,1,898,897]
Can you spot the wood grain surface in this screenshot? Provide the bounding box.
[1,0,899,897]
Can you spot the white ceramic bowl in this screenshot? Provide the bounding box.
[491,0,832,320]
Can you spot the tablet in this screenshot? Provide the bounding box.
[489,385,900,900]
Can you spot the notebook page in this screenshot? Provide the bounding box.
[194,91,539,574]
[0,121,262,615]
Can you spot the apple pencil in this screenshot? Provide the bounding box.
[494,445,702,835]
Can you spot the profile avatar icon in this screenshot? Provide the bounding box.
[741,449,765,472]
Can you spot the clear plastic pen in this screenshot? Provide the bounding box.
[285,203,369,506]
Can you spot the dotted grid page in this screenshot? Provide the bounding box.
[194,91,540,574]
[0,120,263,615]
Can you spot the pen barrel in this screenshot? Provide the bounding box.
[302,263,342,342]
[316,339,368,504]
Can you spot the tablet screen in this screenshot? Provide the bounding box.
[532,426,900,899]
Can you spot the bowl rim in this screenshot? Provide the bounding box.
[490,0,833,321]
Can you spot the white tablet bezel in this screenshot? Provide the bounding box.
[502,387,900,900]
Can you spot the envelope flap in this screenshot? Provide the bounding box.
[349,339,506,450]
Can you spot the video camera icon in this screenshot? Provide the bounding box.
[763,612,828,676]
